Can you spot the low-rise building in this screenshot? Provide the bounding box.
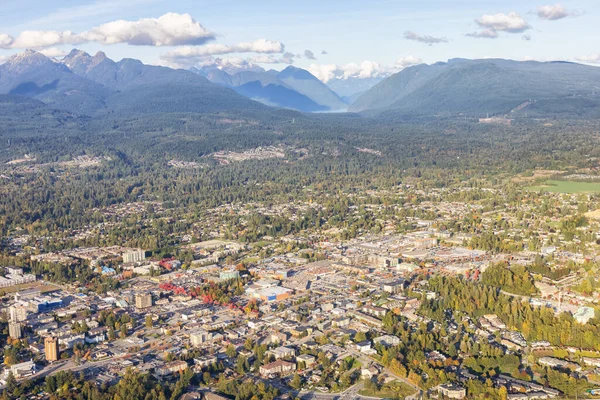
[438,383,467,399]
[259,359,296,376]
[6,360,36,378]
[156,360,189,376]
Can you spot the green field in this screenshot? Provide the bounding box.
[359,381,416,399]
[525,180,600,193]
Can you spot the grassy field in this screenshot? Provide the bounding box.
[359,381,416,399]
[0,281,62,296]
[524,180,600,193]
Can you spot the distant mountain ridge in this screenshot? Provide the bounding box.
[0,49,271,116]
[350,58,600,118]
[193,65,346,112]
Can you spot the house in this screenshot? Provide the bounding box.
[86,327,107,344]
[583,357,600,367]
[361,366,379,379]
[259,360,296,377]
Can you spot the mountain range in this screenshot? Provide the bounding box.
[350,58,600,118]
[1,50,600,120]
[193,65,348,112]
[0,49,269,117]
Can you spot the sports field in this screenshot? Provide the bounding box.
[525,180,600,193]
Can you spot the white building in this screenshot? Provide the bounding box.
[123,249,146,264]
[573,306,595,324]
[6,360,36,378]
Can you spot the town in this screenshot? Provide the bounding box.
[2,182,600,400]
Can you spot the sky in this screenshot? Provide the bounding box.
[0,0,599,82]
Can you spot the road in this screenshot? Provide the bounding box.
[299,381,371,400]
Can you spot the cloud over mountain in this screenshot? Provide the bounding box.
[308,57,421,83]
[0,13,215,49]
[467,12,530,39]
[160,39,286,67]
[576,54,600,64]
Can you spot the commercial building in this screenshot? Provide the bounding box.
[24,296,64,313]
[44,336,59,362]
[5,360,36,378]
[219,269,240,281]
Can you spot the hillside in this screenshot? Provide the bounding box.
[350,58,600,118]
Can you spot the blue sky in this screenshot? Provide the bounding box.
[0,0,598,81]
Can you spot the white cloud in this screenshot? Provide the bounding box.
[467,12,530,39]
[465,29,499,39]
[39,47,69,58]
[403,31,448,45]
[576,54,600,64]
[308,57,421,83]
[395,55,423,69]
[304,49,316,60]
[475,12,530,33]
[0,34,13,49]
[249,52,295,65]
[0,13,215,49]
[537,4,575,20]
[160,39,285,67]
[163,39,283,58]
[81,13,214,46]
[190,57,266,73]
[11,30,82,49]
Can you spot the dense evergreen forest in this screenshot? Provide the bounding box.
[1,100,599,240]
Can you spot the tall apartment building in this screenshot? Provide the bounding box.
[123,249,146,263]
[44,336,59,362]
[135,293,153,309]
[9,305,28,322]
[8,321,22,339]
